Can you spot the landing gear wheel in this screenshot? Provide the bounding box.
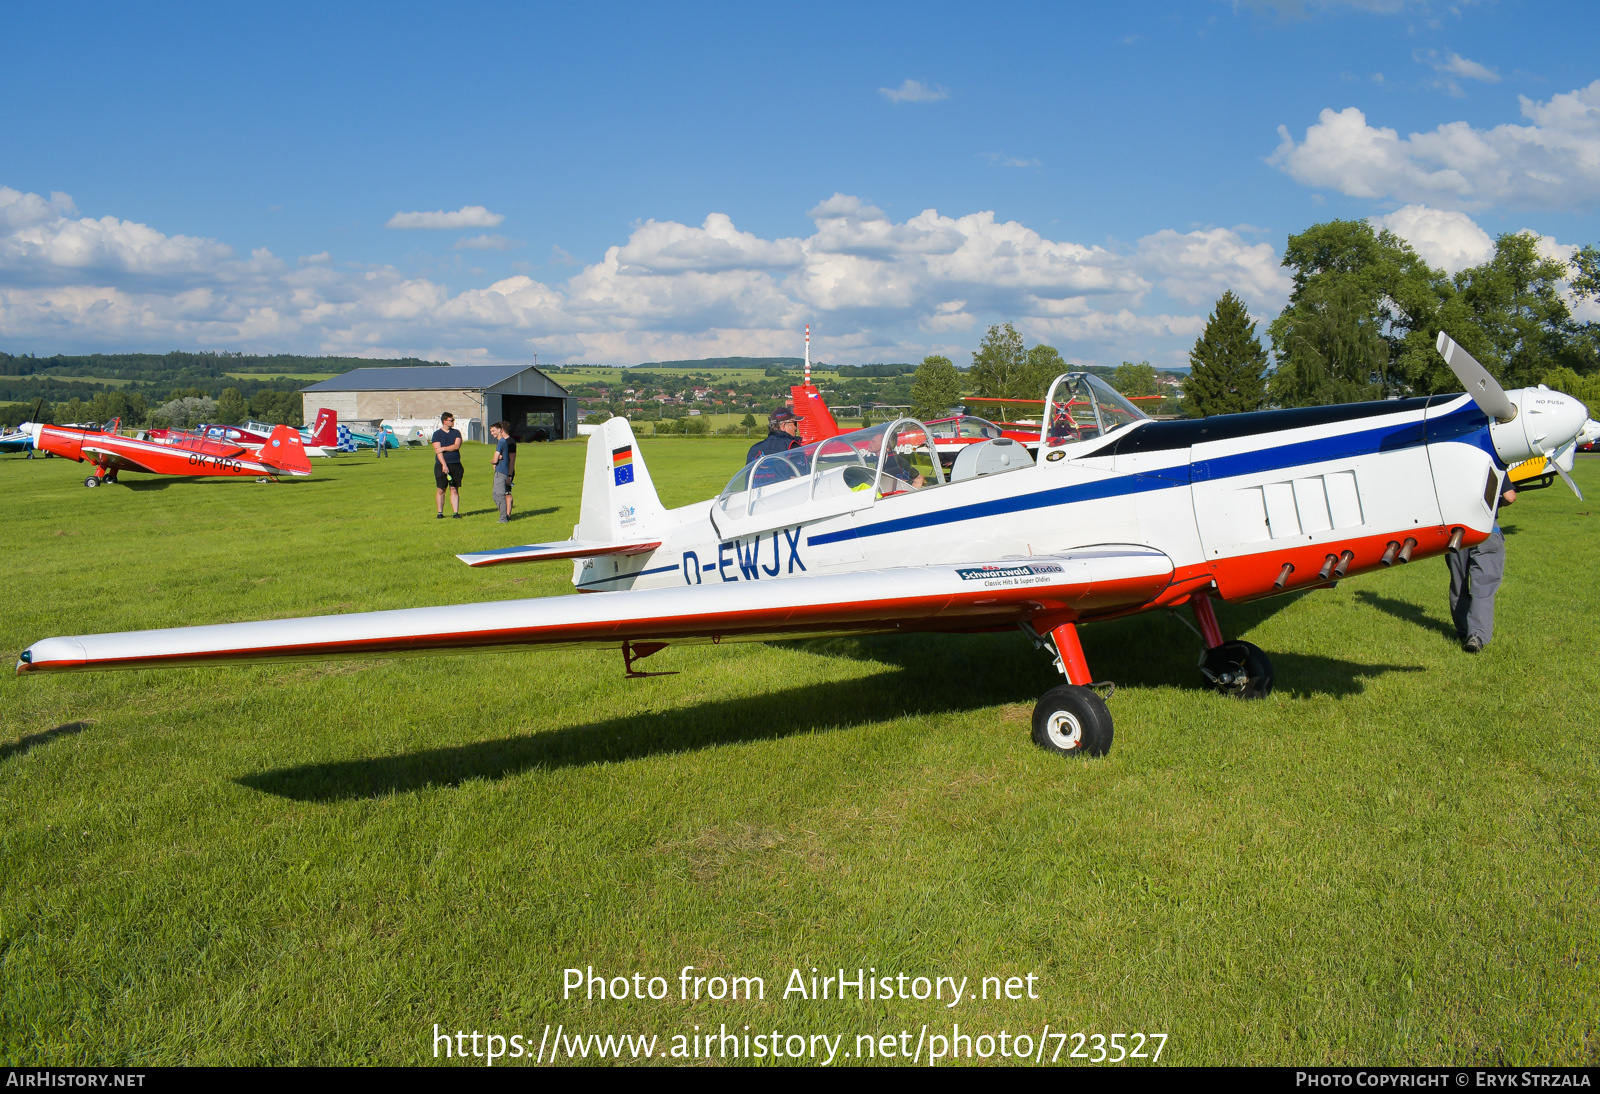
[104,473,117,484]
[1202,641,1274,699]
[1030,685,1114,757]
[83,476,99,488]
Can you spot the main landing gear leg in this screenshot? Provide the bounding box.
[1190,592,1273,699]
[1026,621,1114,757]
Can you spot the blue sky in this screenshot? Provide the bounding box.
[2,0,1597,368]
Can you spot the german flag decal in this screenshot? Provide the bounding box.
[612,445,634,486]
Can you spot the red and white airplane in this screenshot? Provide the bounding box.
[16,335,1589,758]
[28,419,313,486]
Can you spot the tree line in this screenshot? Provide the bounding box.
[901,221,1600,420]
[0,386,303,431]
[1186,222,1600,416]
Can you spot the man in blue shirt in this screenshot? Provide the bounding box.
[746,407,802,464]
[490,420,517,523]
[431,412,464,519]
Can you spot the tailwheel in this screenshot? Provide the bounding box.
[1201,641,1274,699]
[1031,685,1114,757]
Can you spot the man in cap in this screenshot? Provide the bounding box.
[745,406,803,464]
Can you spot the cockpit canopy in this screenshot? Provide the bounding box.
[1042,373,1150,447]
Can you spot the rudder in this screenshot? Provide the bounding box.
[310,408,337,449]
[259,425,312,474]
[575,418,665,544]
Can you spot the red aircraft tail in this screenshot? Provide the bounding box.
[258,424,312,474]
[310,408,337,449]
[791,384,841,444]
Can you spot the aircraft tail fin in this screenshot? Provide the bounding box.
[258,424,312,474]
[309,408,337,449]
[575,417,666,545]
[791,383,840,444]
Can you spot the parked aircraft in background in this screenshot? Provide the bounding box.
[1,425,37,455]
[27,420,313,486]
[17,335,1590,760]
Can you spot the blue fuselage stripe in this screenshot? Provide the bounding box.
[807,406,1489,548]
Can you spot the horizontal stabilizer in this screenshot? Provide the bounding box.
[457,539,663,567]
[18,547,1174,674]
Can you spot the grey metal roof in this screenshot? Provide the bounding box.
[302,365,568,394]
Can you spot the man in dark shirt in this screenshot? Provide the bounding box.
[431,412,465,518]
[490,420,517,523]
[1448,483,1516,652]
[746,407,803,464]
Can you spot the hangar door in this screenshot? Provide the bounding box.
[500,394,567,443]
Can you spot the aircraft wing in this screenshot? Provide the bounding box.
[457,538,665,567]
[81,447,164,475]
[18,546,1174,674]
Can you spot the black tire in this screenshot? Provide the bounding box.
[83,477,98,488]
[1030,685,1114,757]
[1202,640,1274,699]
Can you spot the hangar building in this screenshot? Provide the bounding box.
[300,364,577,443]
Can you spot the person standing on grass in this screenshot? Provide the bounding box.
[431,412,465,519]
[745,406,802,464]
[490,421,517,523]
[1448,481,1516,653]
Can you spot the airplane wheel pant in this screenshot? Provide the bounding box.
[1031,686,1113,757]
[1448,529,1505,647]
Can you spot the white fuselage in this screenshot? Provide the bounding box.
[575,394,1513,606]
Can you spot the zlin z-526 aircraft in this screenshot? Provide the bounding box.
[26,420,312,486]
[17,334,1589,758]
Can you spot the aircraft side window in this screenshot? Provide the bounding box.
[811,425,890,501]
[877,419,946,497]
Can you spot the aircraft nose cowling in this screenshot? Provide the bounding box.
[29,421,44,447]
[1490,388,1589,465]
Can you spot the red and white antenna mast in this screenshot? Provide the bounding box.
[804,324,811,387]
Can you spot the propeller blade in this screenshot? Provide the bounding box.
[1436,332,1518,423]
[1542,447,1586,501]
[1552,462,1584,501]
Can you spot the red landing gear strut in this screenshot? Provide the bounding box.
[1020,620,1114,758]
[1188,591,1274,699]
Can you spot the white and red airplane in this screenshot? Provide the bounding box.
[16,335,1589,758]
[28,419,313,486]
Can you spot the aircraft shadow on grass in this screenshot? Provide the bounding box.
[237,600,1422,803]
[1353,590,1459,642]
[121,477,323,492]
[1,720,92,764]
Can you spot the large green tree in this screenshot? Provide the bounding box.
[910,355,961,419]
[1270,219,1449,397]
[1113,361,1158,397]
[968,323,1029,399]
[1186,291,1268,416]
[1268,280,1389,406]
[1023,343,1067,398]
[1451,232,1589,386]
[216,387,248,425]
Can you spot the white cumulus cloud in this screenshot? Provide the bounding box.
[878,79,948,104]
[386,205,506,229]
[1271,81,1600,210]
[0,184,1312,369]
[1367,204,1495,273]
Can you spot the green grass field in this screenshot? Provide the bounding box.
[2,441,1596,1066]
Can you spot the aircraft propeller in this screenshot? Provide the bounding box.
[1435,332,1518,423]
